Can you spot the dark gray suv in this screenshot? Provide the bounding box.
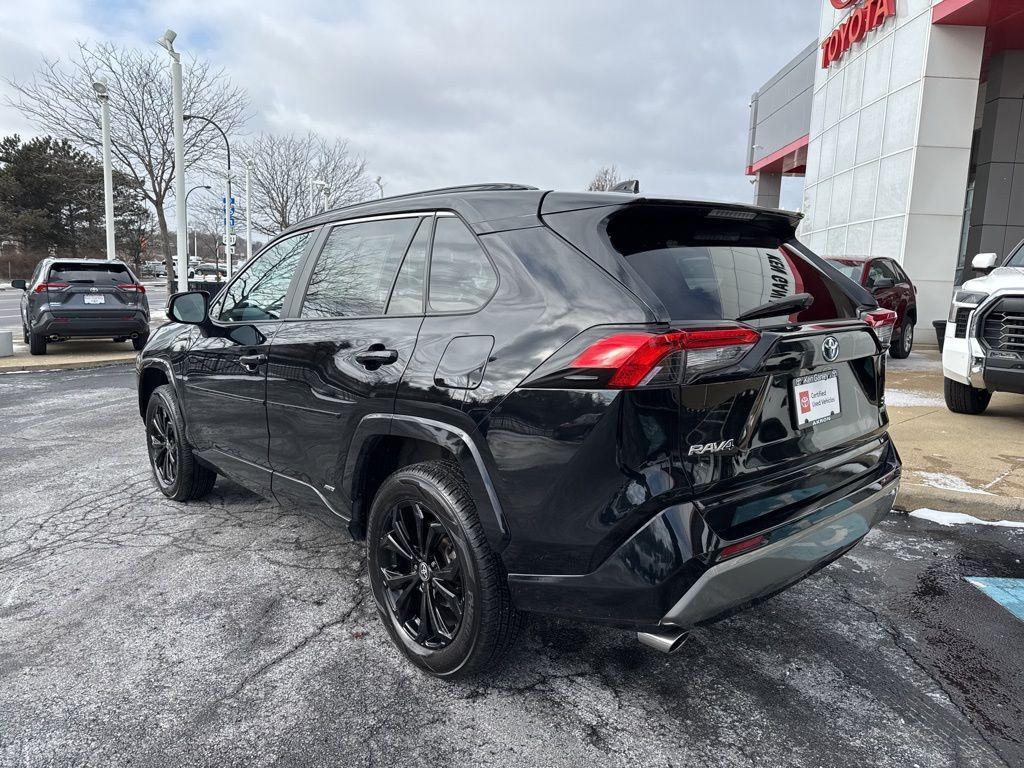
[13,258,150,355]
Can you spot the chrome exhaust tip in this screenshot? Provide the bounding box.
[637,628,689,654]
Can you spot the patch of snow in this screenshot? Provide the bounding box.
[913,471,994,496]
[909,508,1024,528]
[885,389,945,408]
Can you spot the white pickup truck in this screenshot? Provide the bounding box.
[943,247,1024,414]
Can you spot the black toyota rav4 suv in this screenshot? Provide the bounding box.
[136,184,901,676]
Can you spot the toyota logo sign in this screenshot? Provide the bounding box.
[822,336,841,362]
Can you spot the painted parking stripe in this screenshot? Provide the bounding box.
[966,578,1024,622]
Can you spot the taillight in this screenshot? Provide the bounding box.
[118,283,145,293]
[34,282,70,293]
[569,327,761,388]
[861,308,898,347]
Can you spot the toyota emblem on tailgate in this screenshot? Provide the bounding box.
[822,336,840,362]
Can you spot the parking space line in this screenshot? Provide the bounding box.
[966,577,1024,622]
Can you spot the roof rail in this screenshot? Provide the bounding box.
[317,183,538,218]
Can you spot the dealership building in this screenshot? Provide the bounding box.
[747,0,1024,328]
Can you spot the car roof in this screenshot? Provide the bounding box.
[280,183,804,238]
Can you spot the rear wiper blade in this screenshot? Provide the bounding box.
[735,292,814,322]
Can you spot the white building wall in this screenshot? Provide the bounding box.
[800,0,984,326]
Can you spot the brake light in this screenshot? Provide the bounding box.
[34,282,70,293]
[570,327,761,388]
[861,308,898,347]
[118,283,145,293]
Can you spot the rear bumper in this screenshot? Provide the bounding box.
[32,311,149,338]
[659,477,897,629]
[507,440,900,630]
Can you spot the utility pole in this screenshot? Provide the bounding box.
[157,29,187,293]
[92,79,116,261]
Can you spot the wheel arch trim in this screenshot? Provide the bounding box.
[343,413,510,552]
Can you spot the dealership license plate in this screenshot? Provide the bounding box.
[84,295,105,304]
[792,369,841,428]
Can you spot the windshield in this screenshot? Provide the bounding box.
[1007,240,1024,267]
[828,261,863,282]
[48,264,131,285]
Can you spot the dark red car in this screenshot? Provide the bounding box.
[825,256,917,358]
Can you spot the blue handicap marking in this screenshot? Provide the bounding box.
[966,578,1024,622]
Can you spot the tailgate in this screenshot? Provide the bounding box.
[679,324,889,539]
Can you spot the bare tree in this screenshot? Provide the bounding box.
[587,164,622,192]
[241,132,376,236]
[6,41,250,289]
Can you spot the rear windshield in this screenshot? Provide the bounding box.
[604,206,859,325]
[48,263,131,285]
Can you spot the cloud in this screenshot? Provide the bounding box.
[1,0,817,207]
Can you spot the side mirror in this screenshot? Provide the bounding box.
[167,291,210,325]
[10,279,26,290]
[972,253,998,272]
[872,277,895,290]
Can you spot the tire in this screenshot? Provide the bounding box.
[889,319,914,359]
[944,376,991,415]
[367,460,523,677]
[132,332,150,351]
[28,331,46,356]
[145,384,217,501]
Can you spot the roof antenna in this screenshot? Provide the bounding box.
[610,179,640,194]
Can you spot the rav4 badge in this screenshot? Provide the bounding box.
[688,439,736,456]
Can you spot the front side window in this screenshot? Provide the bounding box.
[301,217,420,319]
[217,231,310,322]
[428,217,497,313]
[866,260,898,288]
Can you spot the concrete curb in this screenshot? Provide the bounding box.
[0,357,134,374]
[895,483,1024,522]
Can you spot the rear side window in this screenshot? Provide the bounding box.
[428,217,497,313]
[48,263,130,285]
[301,217,420,318]
[387,217,431,315]
[604,206,858,325]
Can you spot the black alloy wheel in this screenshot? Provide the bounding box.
[144,384,217,501]
[367,460,522,677]
[147,399,178,489]
[377,501,465,649]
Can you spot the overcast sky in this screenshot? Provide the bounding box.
[0,0,817,210]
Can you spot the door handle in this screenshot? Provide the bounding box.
[354,348,398,368]
[239,353,267,371]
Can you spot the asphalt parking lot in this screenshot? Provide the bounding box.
[2,366,1023,767]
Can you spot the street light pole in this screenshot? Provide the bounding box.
[157,29,187,293]
[184,114,233,278]
[92,79,116,261]
[245,160,252,263]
